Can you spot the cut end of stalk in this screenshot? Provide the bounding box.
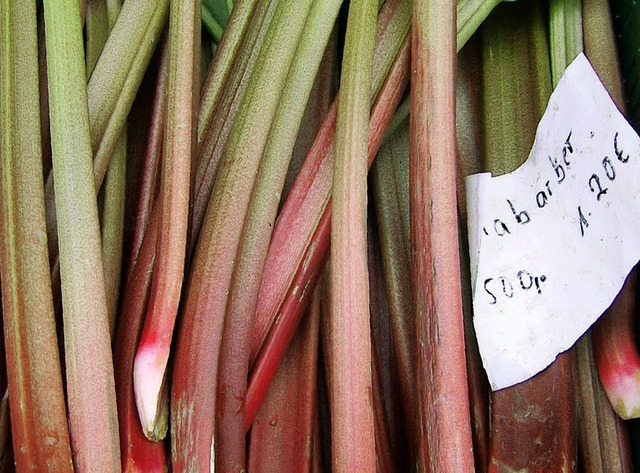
[600,370,640,419]
[133,346,169,440]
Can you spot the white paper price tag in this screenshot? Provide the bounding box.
[466,53,640,390]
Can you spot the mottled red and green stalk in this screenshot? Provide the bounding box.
[0,1,73,470]
[411,0,474,468]
[43,0,120,469]
[134,0,199,441]
[482,2,577,471]
[245,35,410,430]
[170,0,314,469]
[329,0,378,470]
[214,0,341,467]
[246,0,503,428]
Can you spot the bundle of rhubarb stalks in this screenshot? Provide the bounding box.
[3,0,640,470]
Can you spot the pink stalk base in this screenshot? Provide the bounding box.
[593,277,640,419]
[114,211,167,471]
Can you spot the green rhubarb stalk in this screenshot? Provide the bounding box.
[198,0,261,142]
[482,2,577,470]
[44,0,170,282]
[134,0,199,441]
[201,4,223,43]
[191,0,277,249]
[411,0,474,468]
[85,0,109,76]
[0,1,73,470]
[330,0,378,470]
[100,0,126,340]
[215,0,342,463]
[171,0,313,469]
[43,0,120,469]
[102,132,127,338]
[87,0,128,338]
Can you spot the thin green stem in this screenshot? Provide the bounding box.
[202,4,223,42]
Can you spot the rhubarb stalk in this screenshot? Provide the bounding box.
[215,0,341,466]
[411,0,474,468]
[0,1,73,469]
[134,0,199,440]
[482,2,577,470]
[170,1,314,469]
[43,0,120,468]
[329,0,378,469]
[247,0,505,426]
[247,288,321,472]
[114,212,167,471]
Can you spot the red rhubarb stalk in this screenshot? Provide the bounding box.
[114,210,167,471]
[593,279,640,418]
[43,0,121,467]
[0,1,73,469]
[247,288,321,472]
[134,0,199,440]
[411,0,475,469]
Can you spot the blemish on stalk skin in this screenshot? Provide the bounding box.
[219,384,227,418]
[269,415,278,427]
[513,404,547,423]
[234,391,245,417]
[490,457,528,473]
